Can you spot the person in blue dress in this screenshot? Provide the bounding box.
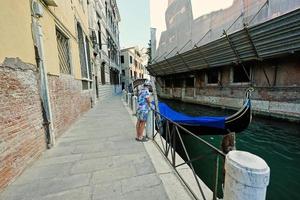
[135,81,151,141]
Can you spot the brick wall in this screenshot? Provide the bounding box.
[158,55,300,119]
[48,74,92,138]
[0,59,93,191]
[0,59,47,190]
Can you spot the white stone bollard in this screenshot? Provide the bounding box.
[223,150,270,200]
[132,96,137,115]
[122,90,125,101]
[146,109,154,139]
[127,93,132,106]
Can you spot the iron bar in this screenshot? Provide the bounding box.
[262,65,272,87]
[248,0,270,25]
[194,29,211,47]
[225,12,244,33]
[150,106,227,200]
[152,140,200,200]
[243,23,261,59]
[223,29,251,82]
[178,40,192,53]
[177,52,192,71]
[175,126,207,200]
[213,155,220,200]
[175,153,211,168]
[152,109,226,157]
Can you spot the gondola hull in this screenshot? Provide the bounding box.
[176,102,251,135]
[157,92,252,136]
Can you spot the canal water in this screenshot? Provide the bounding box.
[161,99,300,200]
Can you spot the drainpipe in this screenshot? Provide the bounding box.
[31,0,55,147]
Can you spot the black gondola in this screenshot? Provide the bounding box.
[157,88,253,135]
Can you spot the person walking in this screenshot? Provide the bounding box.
[135,81,151,142]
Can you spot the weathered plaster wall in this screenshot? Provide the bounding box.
[0,0,35,64]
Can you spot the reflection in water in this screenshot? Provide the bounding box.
[161,99,300,200]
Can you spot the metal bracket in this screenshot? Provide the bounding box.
[194,44,210,68]
[248,0,270,25]
[243,24,262,60]
[164,57,177,74]
[223,30,251,82]
[177,52,192,71]
[225,12,244,34]
[194,29,211,47]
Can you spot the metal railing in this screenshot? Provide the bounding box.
[149,108,226,200]
[123,91,227,200]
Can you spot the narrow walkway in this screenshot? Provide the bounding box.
[0,97,170,200]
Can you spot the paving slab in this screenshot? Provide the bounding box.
[0,97,170,200]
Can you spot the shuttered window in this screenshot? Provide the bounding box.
[56,29,71,74]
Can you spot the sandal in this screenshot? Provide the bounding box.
[135,136,148,142]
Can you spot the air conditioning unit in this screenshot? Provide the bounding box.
[43,0,58,7]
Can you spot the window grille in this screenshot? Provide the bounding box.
[56,29,71,74]
[77,23,88,79]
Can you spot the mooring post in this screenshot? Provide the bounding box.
[122,90,126,101]
[127,93,132,107]
[146,109,154,139]
[223,150,270,200]
[132,95,137,115]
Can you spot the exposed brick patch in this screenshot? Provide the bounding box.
[0,61,47,190]
[0,59,93,191]
[48,74,92,137]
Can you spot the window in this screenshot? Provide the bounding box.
[165,79,172,87]
[121,55,124,63]
[97,22,102,50]
[82,80,89,90]
[101,63,106,84]
[134,71,137,79]
[85,35,92,79]
[130,70,133,78]
[122,70,125,76]
[77,22,91,79]
[130,56,133,64]
[206,68,219,84]
[173,78,183,87]
[56,29,71,74]
[134,59,137,67]
[233,65,251,83]
[186,77,194,87]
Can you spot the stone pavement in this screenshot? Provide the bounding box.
[0,96,170,200]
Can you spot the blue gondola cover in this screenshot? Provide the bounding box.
[158,103,226,129]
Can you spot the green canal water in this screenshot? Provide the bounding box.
[161,99,300,200]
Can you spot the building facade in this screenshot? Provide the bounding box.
[120,47,148,91]
[149,0,300,121]
[0,0,120,190]
[88,0,121,101]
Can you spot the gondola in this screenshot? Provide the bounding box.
[157,88,253,135]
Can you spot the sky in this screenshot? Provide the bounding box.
[117,0,234,49]
[116,0,150,49]
[150,0,234,44]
